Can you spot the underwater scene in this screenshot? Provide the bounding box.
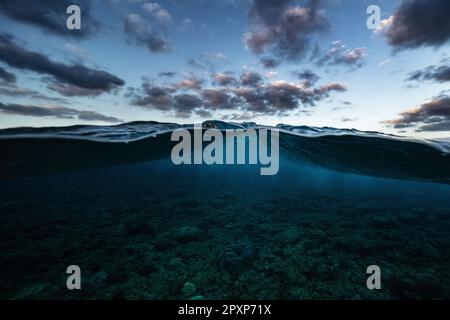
[1,120,450,300]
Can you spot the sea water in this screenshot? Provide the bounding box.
[0,121,449,299]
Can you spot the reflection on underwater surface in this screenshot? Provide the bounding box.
[1,158,450,299]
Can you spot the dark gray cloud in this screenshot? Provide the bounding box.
[240,71,263,87]
[173,93,203,118]
[292,69,320,85]
[194,109,213,118]
[0,84,68,103]
[315,41,367,69]
[77,110,122,123]
[0,0,99,38]
[0,33,125,96]
[260,57,280,69]
[174,93,203,109]
[231,88,266,113]
[264,83,304,112]
[0,102,78,118]
[0,66,16,83]
[45,81,106,97]
[406,61,450,83]
[245,0,329,61]
[0,102,122,123]
[124,14,170,53]
[331,100,353,111]
[158,71,177,78]
[232,81,346,115]
[380,0,450,50]
[129,70,346,118]
[131,82,175,111]
[0,85,38,97]
[338,116,358,123]
[384,95,450,132]
[201,89,239,110]
[222,112,258,121]
[415,121,450,132]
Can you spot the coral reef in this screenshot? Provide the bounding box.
[1,160,450,299]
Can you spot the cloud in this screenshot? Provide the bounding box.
[240,71,263,87]
[158,71,177,78]
[384,95,450,132]
[212,72,238,86]
[315,41,367,69]
[265,71,277,79]
[188,53,228,71]
[0,85,37,97]
[230,80,346,115]
[415,121,450,132]
[0,66,16,83]
[176,74,205,91]
[378,0,450,50]
[378,59,392,67]
[0,102,122,123]
[124,13,170,53]
[194,108,213,118]
[0,0,99,38]
[406,60,450,83]
[201,89,239,110]
[131,82,175,110]
[169,93,205,118]
[338,116,358,122]
[292,69,320,85]
[129,70,346,118]
[262,82,307,112]
[180,18,194,31]
[222,112,258,121]
[46,81,106,97]
[142,2,172,26]
[331,100,353,111]
[317,82,346,93]
[0,34,125,94]
[174,93,203,110]
[64,44,91,61]
[0,103,78,118]
[131,79,205,117]
[0,33,125,96]
[77,110,123,123]
[260,57,280,68]
[0,84,68,103]
[244,0,329,61]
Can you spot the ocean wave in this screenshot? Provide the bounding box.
[0,120,449,182]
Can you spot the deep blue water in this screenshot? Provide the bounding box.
[1,121,450,299]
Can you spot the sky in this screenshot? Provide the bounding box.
[0,0,449,139]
